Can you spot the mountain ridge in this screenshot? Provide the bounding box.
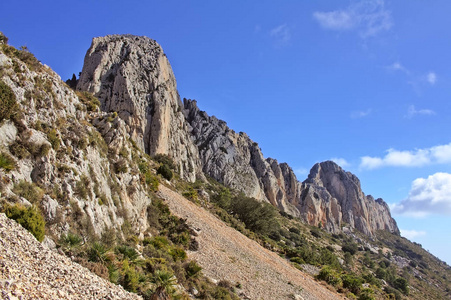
[76,34,398,237]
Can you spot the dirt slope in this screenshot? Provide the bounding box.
[158,185,343,300]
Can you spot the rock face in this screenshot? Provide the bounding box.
[75,35,399,237]
[300,161,399,235]
[183,99,300,215]
[0,33,398,238]
[77,35,201,182]
[184,100,398,236]
[0,40,154,239]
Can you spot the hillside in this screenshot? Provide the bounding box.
[0,31,450,299]
[158,184,342,300]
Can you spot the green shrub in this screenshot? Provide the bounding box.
[13,180,44,204]
[88,242,109,264]
[76,91,100,112]
[157,164,173,181]
[358,288,375,300]
[182,186,198,201]
[212,187,232,210]
[342,242,358,255]
[60,232,82,249]
[317,266,342,287]
[115,245,139,261]
[3,204,45,242]
[153,154,175,169]
[47,129,60,150]
[290,257,305,264]
[169,247,187,261]
[231,195,279,236]
[151,270,177,295]
[393,277,409,295]
[138,160,159,192]
[121,260,139,293]
[184,260,202,278]
[0,79,18,123]
[0,152,16,172]
[342,274,363,295]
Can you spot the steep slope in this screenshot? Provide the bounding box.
[0,213,142,299]
[0,35,156,239]
[158,184,343,300]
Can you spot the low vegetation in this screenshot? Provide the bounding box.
[2,203,46,242]
[0,79,18,123]
[173,176,449,300]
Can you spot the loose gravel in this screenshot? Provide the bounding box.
[158,185,343,300]
[0,213,142,300]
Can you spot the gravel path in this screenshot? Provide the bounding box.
[158,185,343,300]
[0,213,142,300]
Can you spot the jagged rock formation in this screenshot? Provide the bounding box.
[183,99,301,216]
[77,34,201,182]
[300,161,399,235]
[75,34,399,237]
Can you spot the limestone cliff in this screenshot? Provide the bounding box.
[77,35,201,181]
[184,99,301,215]
[301,161,399,235]
[75,34,398,236]
[184,100,398,236]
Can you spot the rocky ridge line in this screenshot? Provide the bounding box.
[78,34,399,236]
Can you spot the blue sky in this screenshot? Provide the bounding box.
[2,0,451,264]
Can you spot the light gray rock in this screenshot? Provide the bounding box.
[77,35,201,182]
[302,161,399,236]
[0,121,17,147]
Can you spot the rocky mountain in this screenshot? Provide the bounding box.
[1,32,450,300]
[77,34,399,237]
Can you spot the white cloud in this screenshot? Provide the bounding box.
[406,105,436,118]
[360,142,451,169]
[294,167,309,178]
[269,24,291,46]
[313,10,355,31]
[387,61,410,74]
[330,158,350,168]
[313,0,393,38]
[392,172,451,217]
[351,109,372,118]
[427,72,437,85]
[400,229,426,240]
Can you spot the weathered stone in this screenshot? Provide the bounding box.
[77,35,201,182]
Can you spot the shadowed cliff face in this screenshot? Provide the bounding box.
[77,35,399,236]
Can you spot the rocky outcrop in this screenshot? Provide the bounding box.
[77,35,201,181]
[184,99,301,216]
[0,41,154,239]
[184,99,398,236]
[300,161,399,235]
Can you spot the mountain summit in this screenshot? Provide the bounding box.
[77,34,398,237]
